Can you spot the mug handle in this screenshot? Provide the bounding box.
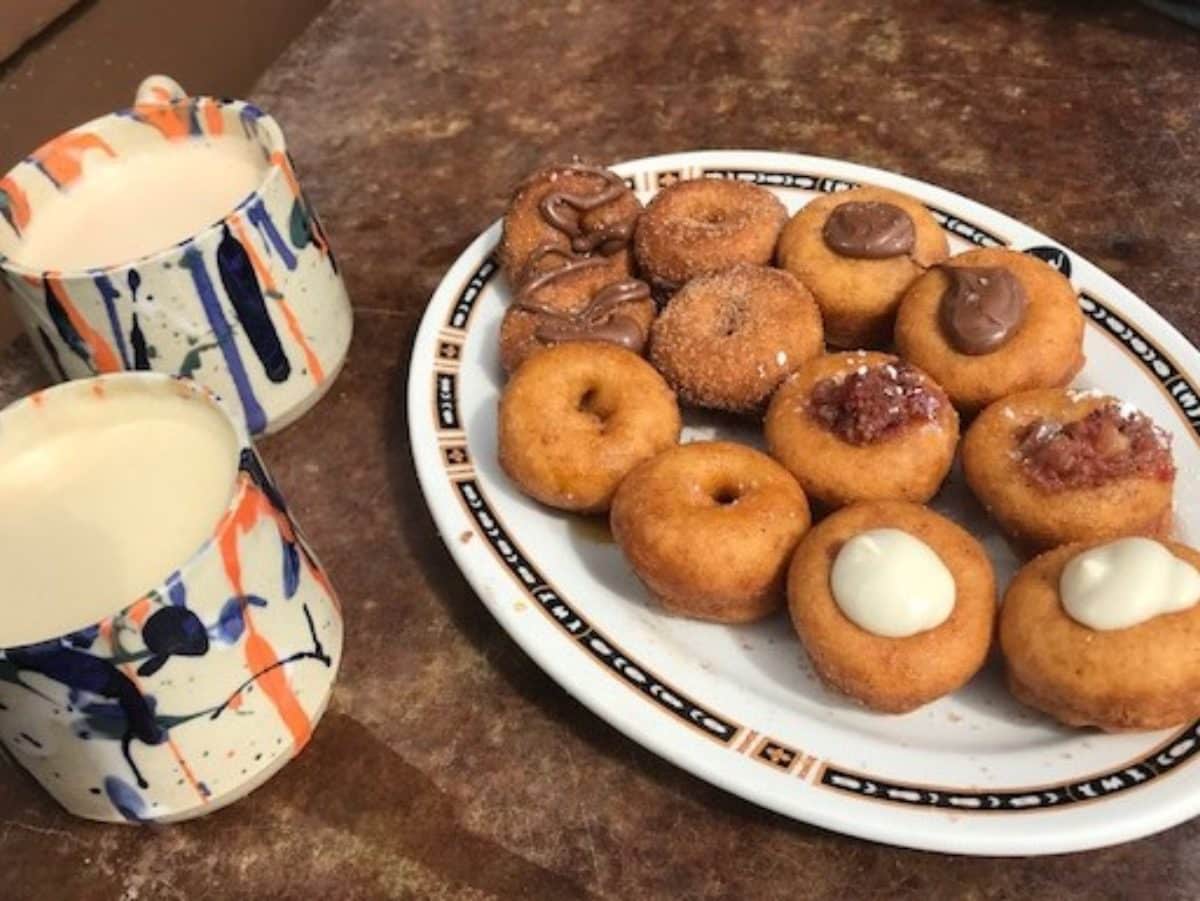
[134,74,188,106]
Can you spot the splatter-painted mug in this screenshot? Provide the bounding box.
[0,75,352,435]
[0,373,343,823]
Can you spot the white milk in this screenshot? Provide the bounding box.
[0,387,238,647]
[13,136,266,271]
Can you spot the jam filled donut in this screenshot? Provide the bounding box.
[895,248,1085,415]
[610,441,811,623]
[765,351,958,508]
[775,186,948,347]
[634,178,787,297]
[962,388,1175,552]
[499,256,655,374]
[499,162,642,289]
[1001,537,1200,730]
[647,264,824,415]
[788,501,996,713]
[499,342,680,513]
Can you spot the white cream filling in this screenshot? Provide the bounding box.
[1060,537,1200,630]
[830,528,956,638]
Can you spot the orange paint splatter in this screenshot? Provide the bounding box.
[270,151,301,198]
[32,131,115,188]
[227,692,244,712]
[217,479,314,751]
[29,391,45,408]
[229,214,324,385]
[0,176,31,232]
[132,103,192,141]
[91,381,106,398]
[45,275,122,373]
[126,597,151,626]
[202,98,224,136]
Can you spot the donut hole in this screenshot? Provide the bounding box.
[714,296,749,338]
[576,385,616,427]
[711,483,742,507]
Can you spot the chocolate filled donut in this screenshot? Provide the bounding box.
[776,186,948,348]
[895,248,1085,415]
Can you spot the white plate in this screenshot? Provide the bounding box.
[407,150,1200,856]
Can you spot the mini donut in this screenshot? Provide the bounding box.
[788,501,996,713]
[776,186,948,348]
[499,258,655,374]
[610,441,811,623]
[895,248,1085,415]
[499,342,681,513]
[634,178,787,296]
[647,264,824,415]
[962,388,1175,552]
[765,351,958,509]
[499,163,642,289]
[1000,538,1200,730]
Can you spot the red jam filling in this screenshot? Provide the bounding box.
[1016,402,1175,491]
[808,362,942,445]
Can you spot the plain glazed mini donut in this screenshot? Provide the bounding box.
[765,351,959,509]
[788,501,996,713]
[775,186,948,348]
[895,248,1085,415]
[962,388,1175,552]
[500,163,642,290]
[499,343,681,513]
[634,178,787,296]
[648,264,824,415]
[610,441,811,623]
[1000,539,1200,731]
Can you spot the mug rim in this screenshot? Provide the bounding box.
[0,371,259,651]
[0,95,291,283]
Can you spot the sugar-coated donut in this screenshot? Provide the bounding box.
[776,186,948,348]
[765,351,958,509]
[499,343,680,513]
[788,501,996,713]
[634,178,786,297]
[500,163,641,290]
[962,388,1174,552]
[1000,539,1200,731]
[610,441,811,623]
[648,264,824,415]
[895,248,1085,415]
[500,258,655,374]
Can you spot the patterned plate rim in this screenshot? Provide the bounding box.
[407,150,1200,855]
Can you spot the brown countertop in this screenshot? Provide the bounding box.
[2,1,1199,897]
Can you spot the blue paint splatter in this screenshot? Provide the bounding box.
[65,624,99,649]
[103,776,147,823]
[43,281,89,365]
[127,270,152,370]
[37,326,69,380]
[216,595,267,643]
[91,274,131,368]
[137,607,209,677]
[166,572,187,607]
[283,542,300,599]
[246,198,297,271]
[217,225,290,383]
[180,246,267,434]
[19,732,43,749]
[6,642,163,787]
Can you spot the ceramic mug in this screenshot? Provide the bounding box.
[0,75,352,435]
[0,373,344,823]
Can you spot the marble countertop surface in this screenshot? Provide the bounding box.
[2,1,1199,897]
